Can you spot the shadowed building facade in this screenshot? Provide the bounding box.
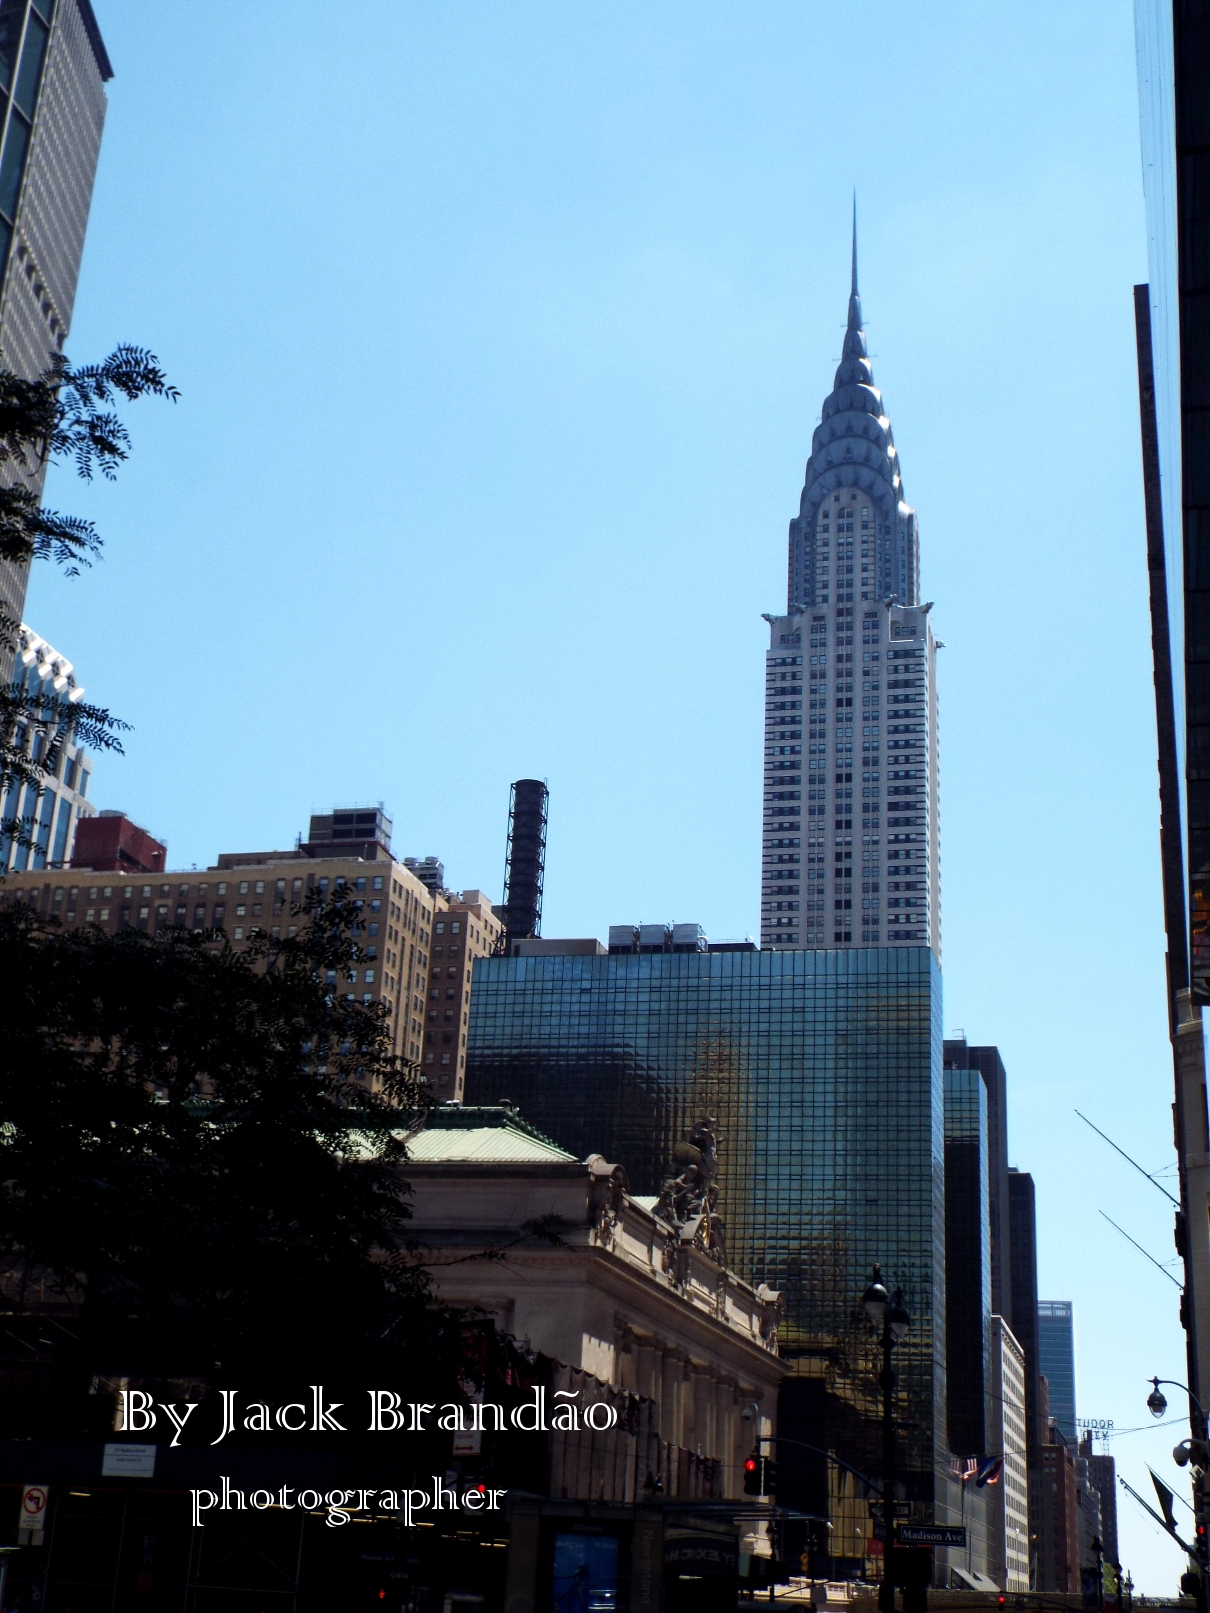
[0,0,111,648]
[464,943,962,1577]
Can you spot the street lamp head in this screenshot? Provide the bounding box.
[1174,1440,1192,1468]
[1148,1378,1168,1419]
[889,1288,911,1343]
[862,1263,890,1326]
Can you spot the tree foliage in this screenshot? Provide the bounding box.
[0,344,178,579]
[0,892,444,1385]
[0,345,176,848]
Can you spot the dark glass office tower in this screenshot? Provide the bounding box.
[0,0,111,646]
[1037,1301,1076,1445]
[1007,1173,1041,1448]
[943,1039,1012,1324]
[943,1068,989,1457]
[1007,1169,1042,1582]
[464,945,954,1574]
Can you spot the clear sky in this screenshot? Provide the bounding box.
[28,0,1191,1589]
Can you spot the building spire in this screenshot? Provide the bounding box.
[851,191,858,298]
[848,193,862,337]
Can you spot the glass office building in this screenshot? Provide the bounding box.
[943,1068,989,1459]
[465,945,954,1569]
[1037,1301,1076,1446]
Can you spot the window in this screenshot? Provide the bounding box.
[239,881,249,895]
[372,875,384,890]
[435,922,445,934]
[216,882,226,896]
[451,922,461,934]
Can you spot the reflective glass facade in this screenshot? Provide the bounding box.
[1037,1301,1076,1446]
[465,945,953,1558]
[943,1069,989,1458]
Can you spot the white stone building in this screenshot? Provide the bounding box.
[1,624,96,873]
[403,1104,784,1501]
[988,1314,1031,1592]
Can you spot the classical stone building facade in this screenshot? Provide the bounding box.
[403,1105,783,1501]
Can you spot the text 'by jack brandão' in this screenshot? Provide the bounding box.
[117,1385,619,1446]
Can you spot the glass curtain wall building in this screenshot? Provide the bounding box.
[464,944,957,1576]
[1037,1301,1076,1446]
[943,1068,989,1460]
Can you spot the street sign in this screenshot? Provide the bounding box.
[102,1444,156,1478]
[898,1526,967,1547]
[18,1484,48,1546]
[18,1487,47,1529]
[869,1503,912,1518]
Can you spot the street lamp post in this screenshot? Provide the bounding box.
[864,1264,911,1613]
[1148,1376,1210,1613]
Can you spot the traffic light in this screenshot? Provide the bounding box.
[764,1458,778,1497]
[1181,1570,1202,1599]
[744,1450,762,1495]
[1197,1521,1208,1564]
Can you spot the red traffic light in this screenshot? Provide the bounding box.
[744,1457,758,1472]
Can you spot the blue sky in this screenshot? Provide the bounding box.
[27,0,1191,1587]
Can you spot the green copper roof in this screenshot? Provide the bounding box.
[406,1104,576,1164]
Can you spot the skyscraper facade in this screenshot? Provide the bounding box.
[1037,1300,1077,1446]
[0,0,111,644]
[1007,1169,1043,1582]
[943,1067,990,1459]
[761,237,939,954]
[464,943,958,1576]
[988,1315,1031,1593]
[944,1040,1012,1323]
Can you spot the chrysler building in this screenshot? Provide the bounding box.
[760,226,939,956]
